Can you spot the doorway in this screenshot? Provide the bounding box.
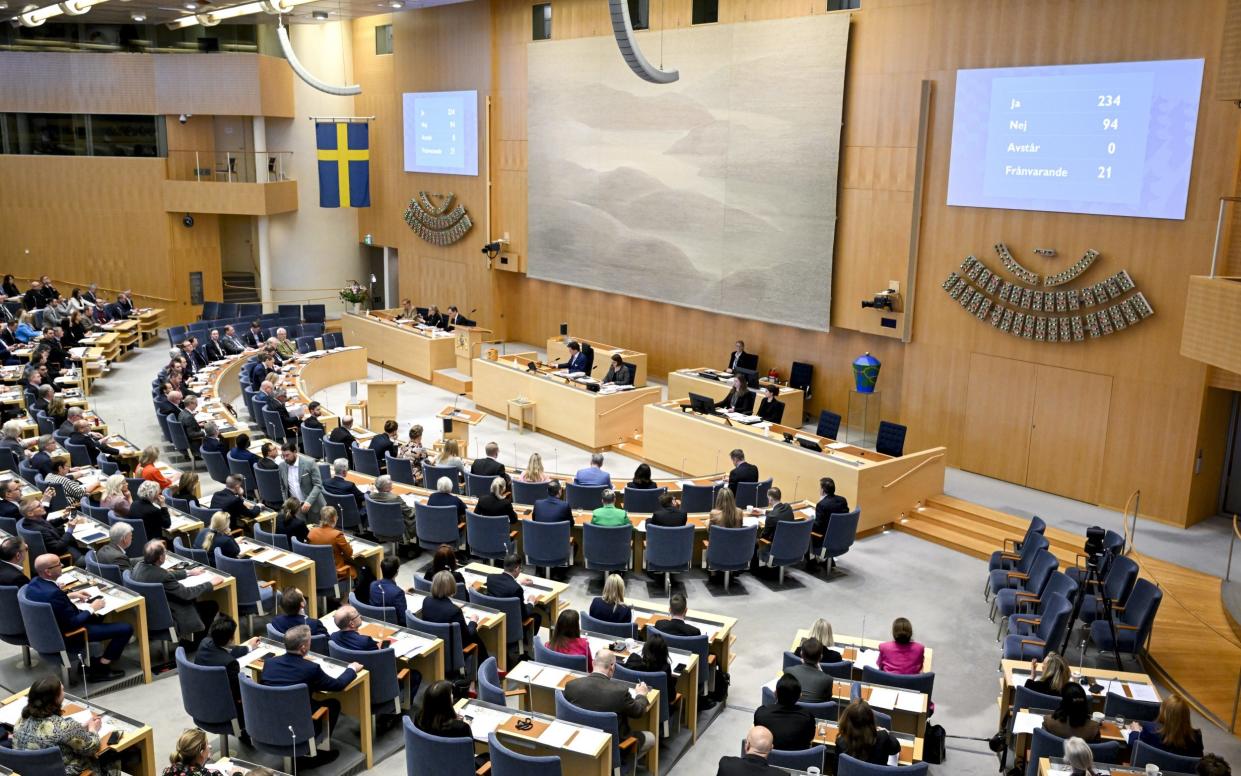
[1223,394,1241,515]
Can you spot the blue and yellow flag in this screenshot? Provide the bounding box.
[316,122,370,208]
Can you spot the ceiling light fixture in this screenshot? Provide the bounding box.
[388,1,401,7]
[130,10,144,19]
[310,9,326,18]
[168,0,314,27]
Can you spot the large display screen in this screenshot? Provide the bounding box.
[402,90,478,176]
[946,59,1204,220]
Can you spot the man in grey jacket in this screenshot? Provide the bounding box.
[278,442,324,522]
[130,540,218,647]
[785,638,833,703]
[95,522,133,570]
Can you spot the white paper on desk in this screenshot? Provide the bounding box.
[867,688,899,709]
[170,514,197,530]
[828,442,849,450]
[464,705,507,740]
[72,526,107,544]
[894,691,923,712]
[741,516,761,529]
[852,648,880,671]
[406,592,427,613]
[0,700,25,727]
[247,547,281,564]
[179,574,220,589]
[1124,682,1158,702]
[239,646,280,668]
[565,727,610,755]
[505,662,542,684]
[390,635,431,658]
[315,660,348,679]
[531,665,571,689]
[1012,711,1043,736]
[539,720,577,748]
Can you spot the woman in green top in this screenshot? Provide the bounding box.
[13,676,117,776]
[591,489,629,526]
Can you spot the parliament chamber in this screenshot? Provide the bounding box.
[2,1,1241,776]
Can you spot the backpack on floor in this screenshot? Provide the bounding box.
[923,723,947,764]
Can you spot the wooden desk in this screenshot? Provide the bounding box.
[78,331,120,363]
[437,406,485,447]
[668,368,805,425]
[347,535,384,580]
[239,638,374,768]
[546,336,649,387]
[999,658,1160,729]
[168,552,239,624]
[56,566,153,683]
[99,319,139,353]
[628,597,737,674]
[133,308,164,346]
[789,629,935,673]
[236,537,320,617]
[504,660,661,774]
[814,717,923,764]
[457,698,613,776]
[580,631,701,742]
[764,674,929,737]
[340,312,456,381]
[460,561,568,631]
[472,355,662,450]
[643,402,946,526]
[0,689,156,776]
[319,613,446,688]
[404,589,508,670]
[1038,757,1192,776]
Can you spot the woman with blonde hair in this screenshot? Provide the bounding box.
[138,445,171,489]
[1025,651,1071,696]
[163,728,211,776]
[521,452,548,483]
[423,570,487,659]
[99,473,133,516]
[589,573,633,623]
[795,618,842,663]
[709,487,742,528]
[1127,692,1204,758]
[167,470,200,508]
[199,512,239,559]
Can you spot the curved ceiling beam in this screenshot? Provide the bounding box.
[607,0,678,84]
[277,23,362,97]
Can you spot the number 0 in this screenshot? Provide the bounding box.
[1107,142,1116,154]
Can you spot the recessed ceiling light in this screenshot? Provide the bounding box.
[311,8,326,18]
[130,11,145,19]
[388,0,400,7]
[183,3,195,9]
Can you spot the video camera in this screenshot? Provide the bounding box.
[1084,525,1107,566]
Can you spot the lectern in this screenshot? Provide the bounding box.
[364,380,402,432]
[436,405,485,447]
[454,326,494,375]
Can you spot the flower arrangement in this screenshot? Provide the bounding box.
[339,281,367,306]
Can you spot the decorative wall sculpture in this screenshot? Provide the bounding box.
[941,242,1153,343]
[403,192,473,246]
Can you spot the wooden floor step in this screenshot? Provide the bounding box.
[924,494,1083,554]
[894,515,998,561]
[898,510,1078,568]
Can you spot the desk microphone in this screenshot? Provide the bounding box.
[289,725,298,776]
[380,360,385,381]
[79,652,89,696]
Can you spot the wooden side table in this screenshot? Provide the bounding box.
[505,399,536,434]
[344,399,368,428]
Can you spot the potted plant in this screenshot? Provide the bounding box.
[339,281,367,314]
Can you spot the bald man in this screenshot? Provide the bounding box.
[715,726,783,776]
[328,606,376,652]
[24,553,132,679]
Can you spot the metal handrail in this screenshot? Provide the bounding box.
[1121,489,1140,556]
[11,275,177,304]
[1227,514,1240,582]
[882,453,945,490]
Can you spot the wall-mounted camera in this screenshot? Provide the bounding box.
[481,241,502,258]
[178,113,192,125]
[861,288,902,312]
[182,213,195,228]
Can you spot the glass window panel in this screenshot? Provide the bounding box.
[532,3,551,40]
[375,24,393,55]
[89,115,160,157]
[15,114,87,156]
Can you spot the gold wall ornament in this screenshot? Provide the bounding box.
[403,192,474,246]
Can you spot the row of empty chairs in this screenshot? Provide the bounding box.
[200,301,326,324]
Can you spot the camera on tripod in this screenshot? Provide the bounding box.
[1084,525,1107,565]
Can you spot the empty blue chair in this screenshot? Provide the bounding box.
[303,323,325,340]
[816,410,842,439]
[567,483,606,510]
[680,482,719,513]
[644,523,694,592]
[277,304,300,320]
[18,585,89,685]
[215,551,275,634]
[253,525,289,550]
[253,466,284,506]
[261,408,286,445]
[582,522,632,579]
[386,455,416,486]
[0,745,76,776]
[175,646,242,755]
[301,425,325,460]
[172,535,211,566]
[989,516,1047,572]
[216,302,238,319]
[238,674,329,770]
[324,491,363,532]
[704,524,758,588]
[813,507,860,575]
[84,550,124,585]
[734,478,772,510]
[167,325,188,346]
[349,591,398,623]
[768,745,827,771]
[512,479,550,505]
[201,302,220,320]
[1131,740,1200,773]
[1003,593,1072,660]
[292,537,346,607]
[1089,578,1162,661]
[303,305,326,324]
[1004,572,1078,640]
[317,462,330,482]
[323,331,344,349]
[167,417,198,470]
[404,716,477,776]
[838,754,927,776]
[34,413,55,436]
[1080,555,1140,623]
[759,518,814,584]
[466,472,495,498]
[415,502,463,552]
[352,445,380,477]
[477,655,507,706]
[0,584,31,666]
[295,336,316,354]
[555,691,639,775]
[992,549,1058,621]
[329,640,408,716]
[488,731,562,776]
[521,518,572,577]
[580,610,636,639]
[621,487,664,513]
[42,480,69,512]
[423,464,461,493]
[1102,691,1160,721]
[535,635,588,670]
[365,494,408,552]
[875,421,907,457]
[466,511,513,563]
[189,505,219,528]
[96,454,119,476]
[986,534,1050,598]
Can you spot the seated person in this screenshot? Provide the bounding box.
[519,452,549,483]
[1127,693,1204,758]
[435,439,468,484]
[794,618,842,663]
[548,609,593,670]
[474,477,518,524]
[421,570,487,660]
[277,497,310,545]
[422,544,465,583]
[13,676,111,776]
[470,442,511,489]
[167,471,200,509]
[755,385,785,424]
[574,453,612,487]
[427,475,467,520]
[532,480,572,523]
[199,512,240,560]
[1024,651,1070,696]
[329,605,377,651]
[369,556,409,626]
[96,522,134,570]
[25,553,130,679]
[653,593,700,636]
[209,474,262,530]
[227,434,259,465]
[602,354,634,386]
[20,496,83,564]
[556,341,588,373]
[591,489,628,526]
[1042,684,1101,742]
[877,617,925,674]
[726,448,758,496]
[623,631,675,685]
[485,553,541,640]
[415,680,477,753]
[649,492,688,527]
[307,506,354,581]
[785,638,833,702]
[324,458,367,519]
[754,673,816,751]
[626,463,657,491]
[589,573,633,623]
[716,375,755,415]
[132,539,218,649]
[563,650,654,761]
[271,587,328,637]
[716,726,784,776]
[260,624,361,757]
[195,614,258,737]
[837,699,902,766]
[130,480,171,546]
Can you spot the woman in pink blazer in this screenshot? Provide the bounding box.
[877,617,926,674]
[548,610,593,672]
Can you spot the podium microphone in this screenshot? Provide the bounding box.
[380,360,385,381]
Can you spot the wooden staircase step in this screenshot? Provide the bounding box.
[924,494,1084,552]
[898,506,1078,567]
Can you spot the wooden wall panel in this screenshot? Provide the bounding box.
[350,0,1241,526]
[1026,366,1112,504]
[960,354,1036,484]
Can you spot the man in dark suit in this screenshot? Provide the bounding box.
[716,375,756,415]
[785,638,833,702]
[261,624,361,750]
[758,487,795,542]
[250,354,275,389]
[328,416,358,450]
[178,396,206,454]
[715,726,784,776]
[0,536,29,586]
[270,393,301,441]
[220,325,245,356]
[271,588,328,637]
[132,540,217,647]
[26,552,131,679]
[302,402,325,432]
[243,321,266,350]
[324,458,366,519]
[329,605,377,652]
[556,341,589,373]
[210,475,263,529]
[602,354,634,386]
[0,319,17,347]
[563,651,654,760]
[652,593,700,636]
[0,480,28,523]
[470,442,511,488]
[69,419,121,467]
[114,292,134,317]
[22,281,43,311]
[26,438,56,478]
[485,554,541,652]
[649,492,688,527]
[203,330,227,363]
[532,480,572,523]
[813,477,849,536]
[20,496,80,563]
[183,338,208,374]
[200,423,225,455]
[726,341,755,373]
[154,389,180,418]
[368,420,399,472]
[726,449,759,497]
[755,386,785,424]
[444,305,466,331]
[195,614,256,742]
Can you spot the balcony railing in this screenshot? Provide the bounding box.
[166,150,293,183]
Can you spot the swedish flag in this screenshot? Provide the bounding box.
[316,122,370,208]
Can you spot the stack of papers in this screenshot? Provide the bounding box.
[1012,710,1044,736]
[70,523,108,544]
[539,720,577,748]
[462,703,509,741]
[867,687,899,709]
[389,634,433,658]
[0,700,23,727]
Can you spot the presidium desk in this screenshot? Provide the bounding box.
[472,354,662,450]
[340,311,456,381]
[642,401,946,532]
